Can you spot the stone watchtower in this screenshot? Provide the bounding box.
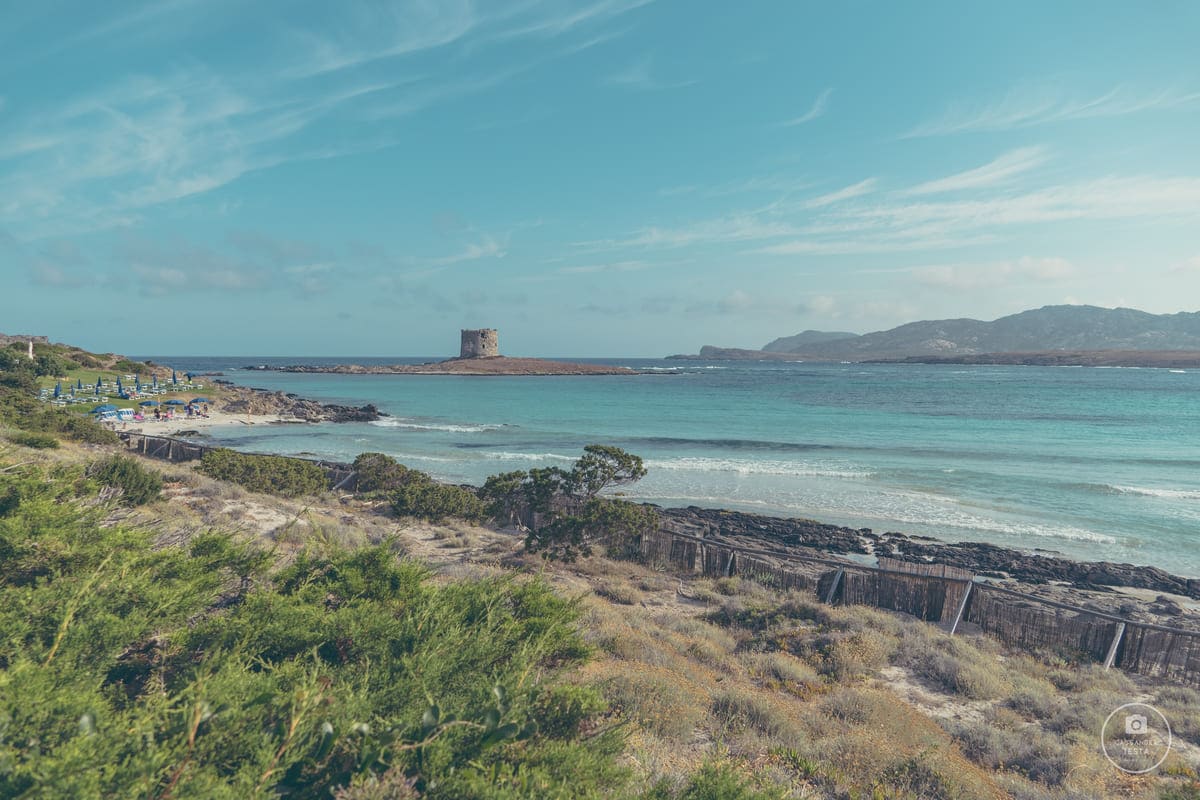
[460,328,499,359]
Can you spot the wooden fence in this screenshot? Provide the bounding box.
[119,432,1200,685]
[635,527,1200,686]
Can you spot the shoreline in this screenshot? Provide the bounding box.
[162,375,1200,616]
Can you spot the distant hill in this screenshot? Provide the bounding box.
[672,306,1200,361]
[762,330,860,353]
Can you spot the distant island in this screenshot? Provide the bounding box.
[670,305,1200,367]
[253,357,638,376]
[256,328,639,376]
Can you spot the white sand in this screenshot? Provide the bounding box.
[113,410,311,436]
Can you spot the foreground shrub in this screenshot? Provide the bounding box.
[0,463,628,798]
[6,431,59,449]
[89,454,163,506]
[199,447,329,497]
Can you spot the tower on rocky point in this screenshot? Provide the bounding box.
[460,328,499,359]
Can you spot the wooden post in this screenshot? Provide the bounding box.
[1104,622,1126,670]
[824,568,844,605]
[949,581,974,635]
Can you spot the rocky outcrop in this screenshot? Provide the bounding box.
[217,385,384,423]
[658,505,1200,600]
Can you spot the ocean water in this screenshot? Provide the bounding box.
[145,356,1200,577]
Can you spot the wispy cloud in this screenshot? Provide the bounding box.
[781,88,832,126]
[602,55,694,91]
[0,1,655,240]
[911,257,1075,291]
[559,259,651,274]
[802,178,877,208]
[907,83,1200,137]
[904,146,1048,195]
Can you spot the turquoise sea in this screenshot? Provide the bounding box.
[149,357,1200,577]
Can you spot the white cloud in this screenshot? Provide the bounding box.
[802,178,877,209]
[1170,255,1200,274]
[907,83,1200,137]
[903,146,1048,195]
[911,257,1076,291]
[781,88,832,126]
[602,55,694,91]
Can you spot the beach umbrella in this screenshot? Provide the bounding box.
[76,379,83,390]
[53,382,61,398]
[186,372,194,382]
[172,370,178,385]
[152,375,158,389]
[190,397,211,404]
[116,377,123,391]
[118,391,130,399]
[135,376,141,391]
[139,400,159,407]
[164,399,186,406]
[91,403,117,414]
[94,384,100,396]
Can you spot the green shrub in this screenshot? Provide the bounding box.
[389,478,486,522]
[673,761,786,800]
[199,448,329,497]
[0,464,626,798]
[6,431,59,449]
[89,454,163,506]
[352,452,414,494]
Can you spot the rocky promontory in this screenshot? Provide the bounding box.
[213,382,384,422]
[251,356,639,376]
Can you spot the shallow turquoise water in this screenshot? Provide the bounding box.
[153,357,1200,576]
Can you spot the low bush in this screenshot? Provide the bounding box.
[389,477,486,522]
[710,688,797,740]
[6,431,59,449]
[945,718,1072,785]
[600,668,706,741]
[351,452,414,494]
[199,447,329,497]
[89,454,163,506]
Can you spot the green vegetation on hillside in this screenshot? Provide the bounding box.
[0,460,629,798]
[199,448,331,498]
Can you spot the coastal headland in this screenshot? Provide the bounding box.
[248,356,640,376]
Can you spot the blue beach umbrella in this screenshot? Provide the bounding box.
[116,377,123,391]
[91,403,117,414]
[135,376,141,391]
[139,400,159,407]
[152,375,158,389]
[172,370,178,385]
[190,397,211,404]
[186,372,193,382]
[164,399,186,406]
[76,379,83,390]
[53,382,61,398]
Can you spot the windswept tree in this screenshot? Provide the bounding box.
[479,445,657,562]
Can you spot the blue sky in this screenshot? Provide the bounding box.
[2,1,1199,356]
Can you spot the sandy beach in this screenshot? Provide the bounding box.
[111,410,306,437]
